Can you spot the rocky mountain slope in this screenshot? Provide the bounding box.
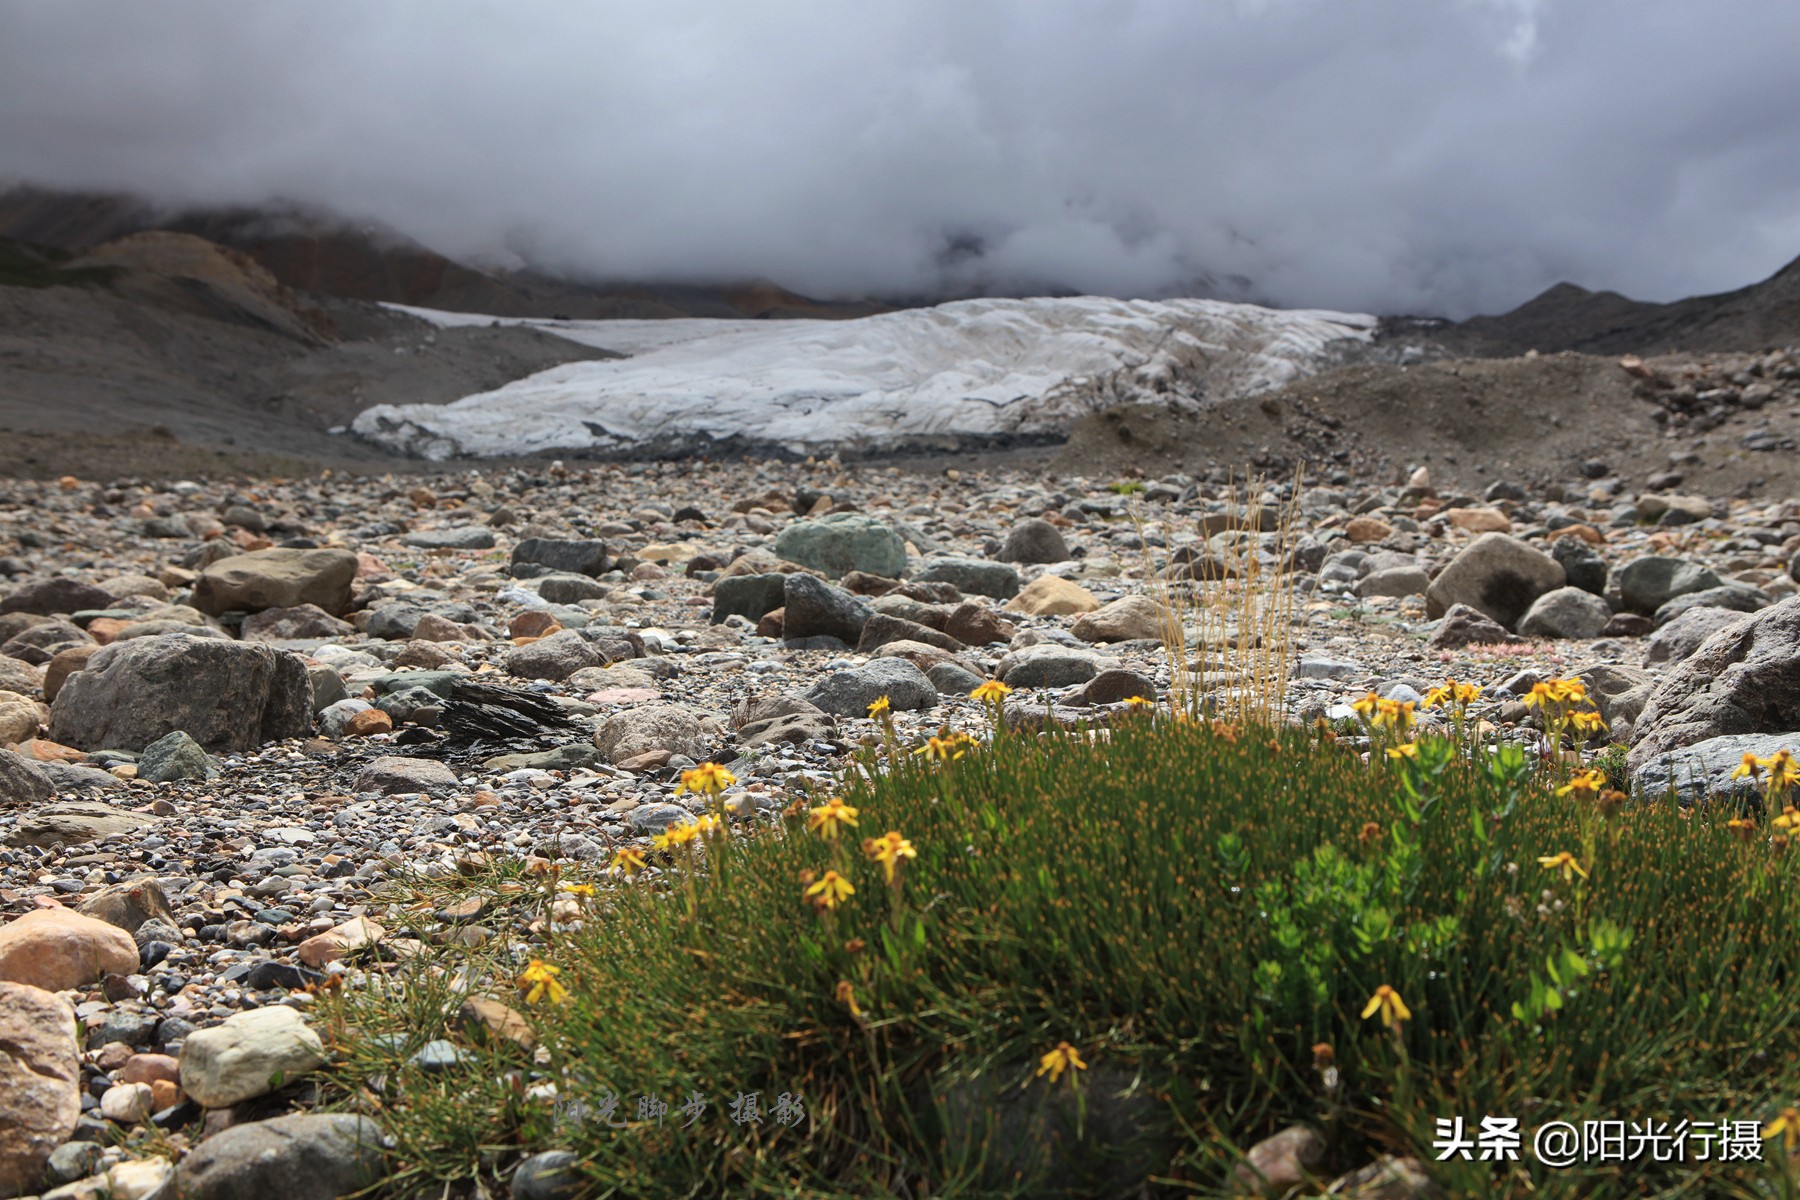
[0,187,887,321]
[0,231,609,476]
[1399,252,1800,358]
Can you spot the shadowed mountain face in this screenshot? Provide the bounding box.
[0,225,615,475]
[1410,253,1800,358]
[0,187,888,321]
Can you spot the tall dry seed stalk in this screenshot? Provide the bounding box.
[1137,467,1303,726]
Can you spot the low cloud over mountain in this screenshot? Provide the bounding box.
[1,1,1797,317]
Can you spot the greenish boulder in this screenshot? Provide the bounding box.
[773,514,906,580]
[138,731,220,782]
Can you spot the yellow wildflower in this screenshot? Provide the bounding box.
[1121,695,1153,707]
[608,847,647,877]
[861,830,918,883]
[1386,742,1419,761]
[518,959,568,1006]
[1360,985,1412,1028]
[653,821,702,851]
[675,761,736,796]
[558,882,596,898]
[1373,698,1415,734]
[1536,851,1589,882]
[914,734,969,762]
[834,979,862,1019]
[866,695,891,718]
[805,870,855,910]
[1765,749,1800,791]
[1764,1108,1800,1156]
[1774,807,1800,834]
[1733,752,1764,780]
[1522,682,1556,709]
[1350,691,1380,720]
[807,798,860,841]
[1035,1042,1088,1085]
[1728,817,1758,842]
[1555,769,1608,799]
[1425,679,1481,709]
[1569,710,1607,737]
[970,680,1012,704]
[1550,678,1588,704]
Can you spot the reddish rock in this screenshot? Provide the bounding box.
[1445,507,1512,534]
[0,907,140,991]
[85,617,133,646]
[1345,517,1393,543]
[411,613,471,642]
[344,708,394,737]
[44,644,102,702]
[509,611,561,639]
[0,981,81,1197]
[117,1052,182,1086]
[297,916,384,968]
[757,607,785,639]
[944,602,1014,647]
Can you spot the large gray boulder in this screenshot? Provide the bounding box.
[710,574,788,624]
[240,604,355,643]
[1627,596,1800,774]
[511,538,609,577]
[1550,538,1609,595]
[1632,732,1800,806]
[48,633,313,752]
[1355,565,1429,599]
[502,629,610,681]
[4,800,154,849]
[1517,586,1612,640]
[774,513,906,580]
[997,643,1112,688]
[0,577,115,617]
[0,748,53,806]
[1653,585,1771,627]
[176,1113,386,1200]
[998,518,1070,565]
[783,574,872,644]
[1424,533,1564,630]
[801,657,937,717]
[1644,606,1752,667]
[915,556,1022,601]
[193,548,359,617]
[593,702,714,763]
[1615,557,1723,617]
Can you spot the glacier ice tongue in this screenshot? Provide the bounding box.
[351,295,1377,460]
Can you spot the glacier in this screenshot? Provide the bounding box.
[349,296,1378,460]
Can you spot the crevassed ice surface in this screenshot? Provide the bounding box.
[350,296,1377,459]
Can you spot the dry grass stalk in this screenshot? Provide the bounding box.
[1138,466,1303,725]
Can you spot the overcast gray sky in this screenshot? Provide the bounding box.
[2,0,1797,317]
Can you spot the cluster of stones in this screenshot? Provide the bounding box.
[0,455,1796,1199]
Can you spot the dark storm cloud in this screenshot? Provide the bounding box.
[1,0,1796,316]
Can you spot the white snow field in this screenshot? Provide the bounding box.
[350,296,1378,459]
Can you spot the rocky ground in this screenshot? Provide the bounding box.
[1,453,1798,1200]
[1060,346,1800,501]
